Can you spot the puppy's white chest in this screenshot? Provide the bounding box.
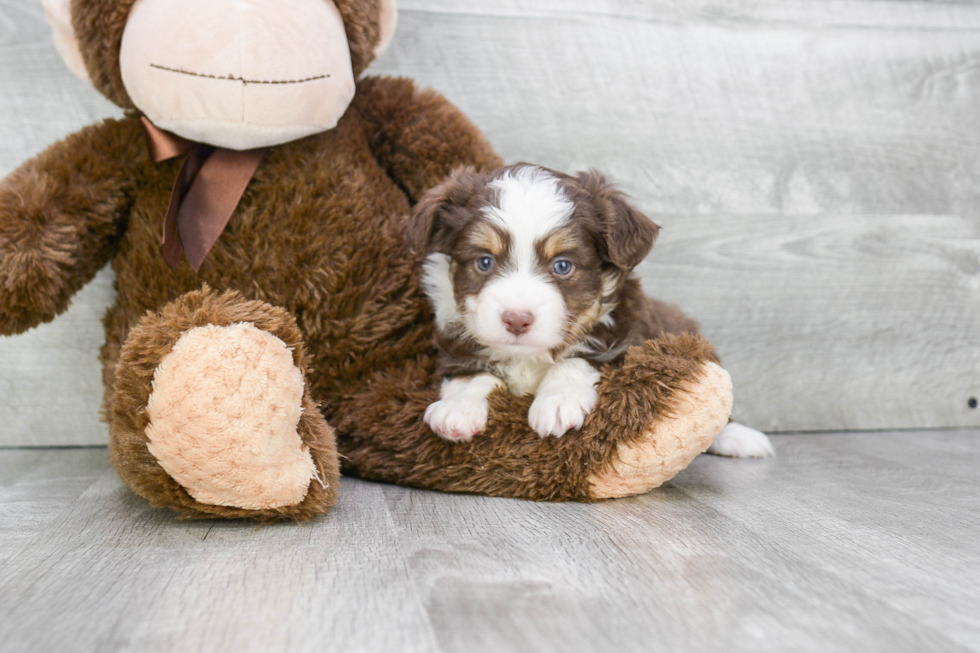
[498,354,555,396]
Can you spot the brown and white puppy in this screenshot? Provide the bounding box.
[409,163,693,441]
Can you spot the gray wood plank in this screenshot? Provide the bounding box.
[399,0,980,27]
[639,213,980,431]
[376,0,980,219]
[0,472,441,653]
[1,432,977,653]
[0,269,115,446]
[670,430,980,652]
[380,465,973,653]
[0,447,109,563]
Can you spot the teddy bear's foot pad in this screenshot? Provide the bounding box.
[588,361,733,499]
[144,322,319,510]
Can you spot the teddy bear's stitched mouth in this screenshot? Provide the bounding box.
[150,64,329,85]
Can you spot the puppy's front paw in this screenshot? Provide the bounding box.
[424,397,489,443]
[528,384,598,438]
[707,422,776,458]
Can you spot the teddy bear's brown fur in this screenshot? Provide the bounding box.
[0,0,730,520]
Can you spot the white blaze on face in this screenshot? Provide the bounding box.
[467,167,573,355]
[120,0,356,150]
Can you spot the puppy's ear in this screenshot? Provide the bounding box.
[577,170,660,270]
[407,167,483,254]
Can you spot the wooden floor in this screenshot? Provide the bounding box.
[0,432,977,653]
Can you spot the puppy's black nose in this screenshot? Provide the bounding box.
[502,310,535,336]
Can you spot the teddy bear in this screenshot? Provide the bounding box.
[0,0,734,520]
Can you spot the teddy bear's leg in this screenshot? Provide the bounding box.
[335,334,732,502]
[108,286,340,520]
[587,353,732,498]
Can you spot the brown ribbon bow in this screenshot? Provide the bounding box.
[141,117,268,272]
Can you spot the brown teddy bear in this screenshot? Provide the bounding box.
[0,0,733,520]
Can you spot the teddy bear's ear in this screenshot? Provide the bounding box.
[374,0,398,58]
[43,0,91,84]
[577,170,661,271]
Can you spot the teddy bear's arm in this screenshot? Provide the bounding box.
[354,76,503,203]
[0,117,146,336]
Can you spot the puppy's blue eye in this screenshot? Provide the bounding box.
[477,255,494,272]
[552,258,573,276]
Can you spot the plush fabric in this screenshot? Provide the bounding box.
[589,360,732,499]
[145,322,317,510]
[109,288,340,520]
[119,0,358,149]
[0,118,144,336]
[338,334,728,501]
[67,0,389,110]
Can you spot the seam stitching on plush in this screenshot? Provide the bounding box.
[150,64,330,86]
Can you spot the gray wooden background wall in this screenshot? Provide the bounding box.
[1,0,978,446]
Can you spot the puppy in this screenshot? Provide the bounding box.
[409,164,774,457]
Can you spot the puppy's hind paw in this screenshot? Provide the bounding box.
[707,422,775,458]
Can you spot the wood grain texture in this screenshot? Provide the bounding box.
[638,214,980,430]
[2,0,980,443]
[1,432,978,652]
[0,447,109,564]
